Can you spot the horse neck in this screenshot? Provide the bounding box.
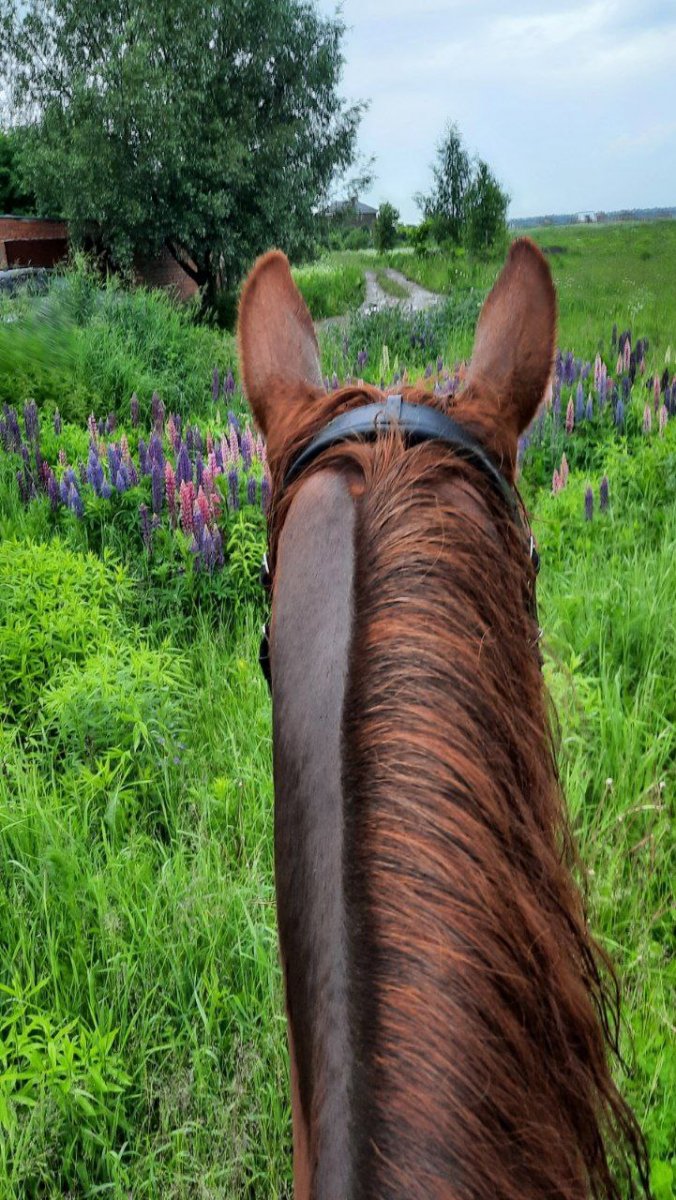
[271,444,643,1200]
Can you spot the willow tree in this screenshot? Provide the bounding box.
[1,0,365,301]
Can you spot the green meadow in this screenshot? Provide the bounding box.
[0,222,674,1198]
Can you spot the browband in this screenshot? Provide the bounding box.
[284,394,517,514]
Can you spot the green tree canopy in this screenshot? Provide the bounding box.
[0,129,36,214]
[1,0,365,299]
[465,160,509,256]
[415,122,471,246]
[374,201,399,252]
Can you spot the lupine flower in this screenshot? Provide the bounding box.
[622,375,631,401]
[115,466,129,493]
[665,385,673,415]
[58,448,68,467]
[151,461,164,514]
[247,475,257,505]
[97,417,105,438]
[120,434,132,466]
[598,374,607,407]
[106,413,117,435]
[176,442,192,487]
[130,393,140,427]
[615,398,625,427]
[228,468,240,511]
[575,382,585,421]
[87,448,105,495]
[585,395,593,421]
[241,427,254,470]
[642,405,652,434]
[24,399,39,443]
[3,405,21,451]
[581,362,591,382]
[165,461,177,525]
[228,410,240,434]
[212,367,220,403]
[53,410,62,435]
[16,469,29,504]
[68,481,84,518]
[196,486,210,528]
[565,398,575,434]
[47,471,59,511]
[623,338,631,372]
[551,469,562,495]
[208,450,219,480]
[179,480,195,533]
[167,414,180,452]
[584,486,593,521]
[560,453,569,485]
[552,381,561,418]
[224,370,236,396]
[138,439,149,475]
[600,476,609,512]
[658,405,668,437]
[229,425,239,463]
[215,441,224,471]
[616,354,623,376]
[261,472,271,513]
[192,504,205,548]
[594,354,603,390]
[108,444,121,479]
[148,433,164,472]
[139,503,153,552]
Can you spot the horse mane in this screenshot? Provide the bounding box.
[268,383,649,1200]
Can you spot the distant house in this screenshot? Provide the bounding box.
[576,211,598,224]
[326,199,378,229]
[0,213,198,301]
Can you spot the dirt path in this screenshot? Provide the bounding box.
[318,267,443,332]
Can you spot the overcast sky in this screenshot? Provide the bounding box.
[317,0,676,221]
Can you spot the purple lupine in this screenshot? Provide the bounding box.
[97,417,105,438]
[599,476,609,512]
[68,481,84,518]
[615,398,625,427]
[3,405,21,451]
[107,444,121,479]
[176,442,192,487]
[139,503,153,552]
[138,439,149,475]
[53,410,62,435]
[115,467,129,493]
[192,504,205,548]
[24,399,39,443]
[87,447,105,495]
[565,398,575,434]
[227,412,240,437]
[148,433,164,472]
[575,382,585,421]
[642,405,652,434]
[151,460,163,514]
[60,467,76,504]
[261,472,271,514]
[580,362,591,382]
[585,396,593,421]
[228,468,240,511]
[214,441,224,471]
[224,370,236,396]
[241,427,254,470]
[47,471,59,511]
[584,486,593,521]
[212,367,220,403]
[598,375,607,408]
[665,385,673,416]
[247,475,257,506]
[622,375,631,401]
[16,469,28,504]
[552,380,561,418]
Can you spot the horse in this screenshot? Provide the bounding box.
[236,240,649,1200]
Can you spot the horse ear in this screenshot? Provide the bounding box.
[237,250,324,446]
[456,239,557,480]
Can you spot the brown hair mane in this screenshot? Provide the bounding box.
[268,382,649,1200]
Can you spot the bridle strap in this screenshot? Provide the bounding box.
[260,395,541,691]
[284,395,518,514]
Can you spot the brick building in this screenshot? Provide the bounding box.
[0,214,199,300]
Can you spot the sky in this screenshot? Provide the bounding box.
[317,0,676,222]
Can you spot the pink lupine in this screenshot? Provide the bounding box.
[120,433,132,466]
[167,414,180,452]
[623,338,631,372]
[659,405,668,436]
[208,450,219,479]
[229,425,239,463]
[58,448,68,467]
[255,434,266,462]
[565,398,575,434]
[639,357,646,375]
[643,405,652,434]
[165,461,177,525]
[197,485,210,527]
[594,354,603,391]
[560,452,569,486]
[202,466,213,500]
[179,480,195,533]
[221,434,231,467]
[616,354,623,375]
[551,469,562,495]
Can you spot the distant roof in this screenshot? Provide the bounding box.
[326,199,378,216]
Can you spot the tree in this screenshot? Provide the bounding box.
[1,0,365,302]
[374,202,399,252]
[465,161,509,255]
[0,129,35,213]
[415,123,471,246]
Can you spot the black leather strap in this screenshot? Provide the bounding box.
[284,397,517,515]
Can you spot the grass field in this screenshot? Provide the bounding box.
[0,223,674,1198]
